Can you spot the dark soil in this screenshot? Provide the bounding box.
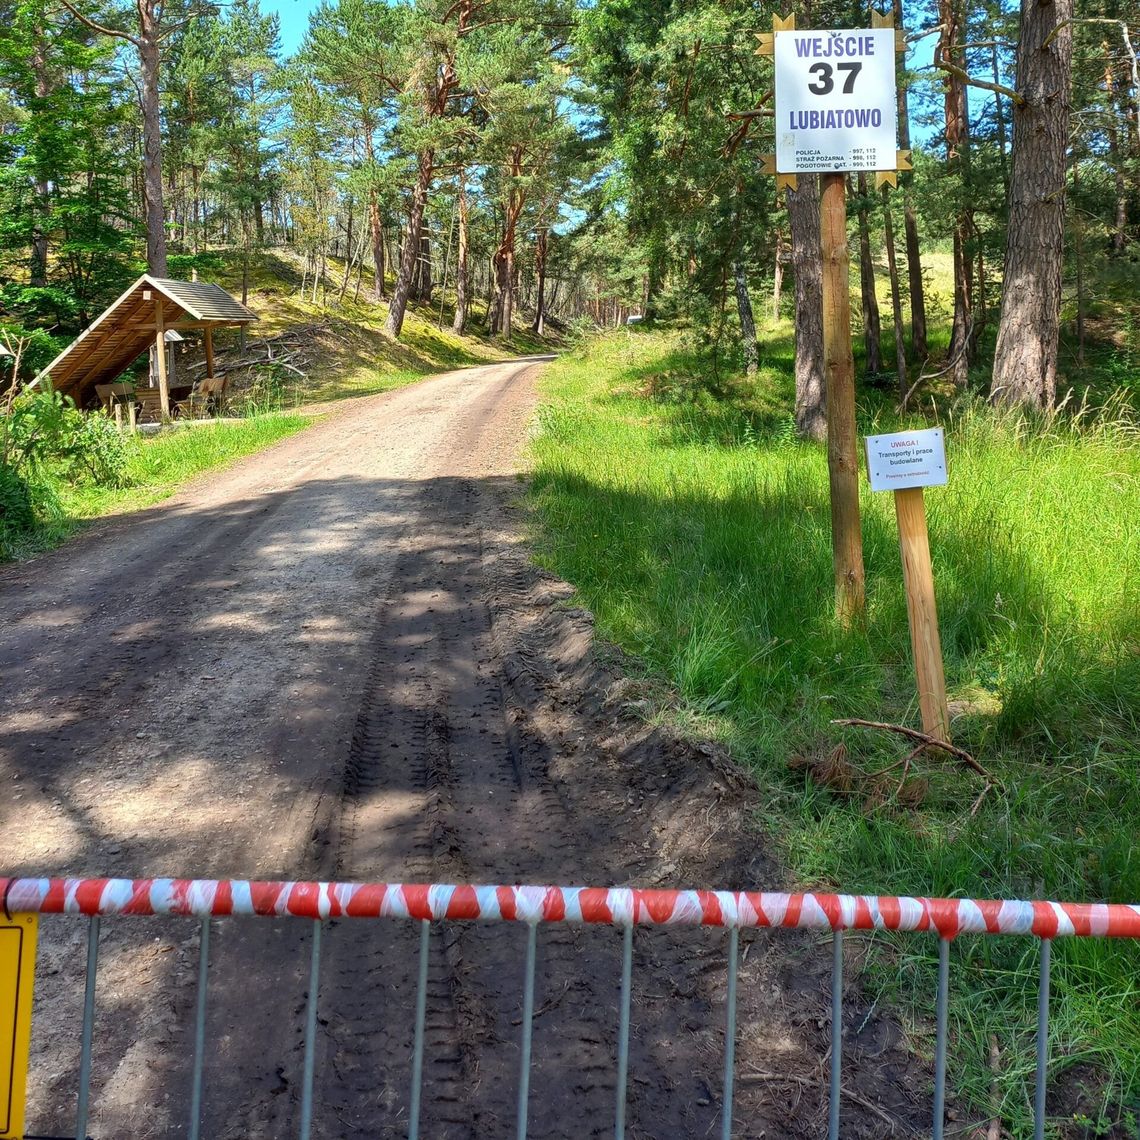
[0,357,929,1137]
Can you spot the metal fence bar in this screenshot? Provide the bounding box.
[9,879,1140,940]
[614,923,633,1140]
[299,920,322,1140]
[188,917,211,1140]
[1034,939,1051,1140]
[75,915,100,1140]
[828,930,843,1140]
[409,919,431,1140]
[516,922,538,1140]
[10,877,1140,1140]
[721,926,740,1140]
[932,936,950,1140]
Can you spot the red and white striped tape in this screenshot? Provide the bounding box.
[4,878,1139,939]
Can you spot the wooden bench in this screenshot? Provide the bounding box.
[175,375,228,418]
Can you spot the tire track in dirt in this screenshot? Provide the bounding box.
[304,380,924,1138]
[4,355,931,1138]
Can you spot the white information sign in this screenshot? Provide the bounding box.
[775,28,897,173]
[865,427,947,492]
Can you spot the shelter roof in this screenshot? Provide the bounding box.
[35,275,258,405]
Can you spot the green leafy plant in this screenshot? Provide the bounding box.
[3,386,129,487]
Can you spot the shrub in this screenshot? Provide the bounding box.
[3,386,130,487]
[0,384,131,555]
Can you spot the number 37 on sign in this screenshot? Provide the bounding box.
[775,27,897,173]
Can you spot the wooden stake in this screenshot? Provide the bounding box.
[820,172,866,626]
[894,487,950,741]
[155,295,170,419]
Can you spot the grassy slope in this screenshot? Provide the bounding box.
[210,250,553,403]
[528,321,1140,1134]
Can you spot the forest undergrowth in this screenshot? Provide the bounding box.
[529,323,1140,1137]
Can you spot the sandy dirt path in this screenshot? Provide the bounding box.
[0,357,926,1138]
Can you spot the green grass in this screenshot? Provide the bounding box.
[528,326,1140,1136]
[4,414,308,558]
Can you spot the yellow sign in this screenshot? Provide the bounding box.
[1,915,37,1140]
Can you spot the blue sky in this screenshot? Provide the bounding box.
[265,0,321,53]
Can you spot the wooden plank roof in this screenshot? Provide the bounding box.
[34,275,258,405]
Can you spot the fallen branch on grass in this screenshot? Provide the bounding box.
[831,719,999,812]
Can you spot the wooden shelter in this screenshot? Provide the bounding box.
[34,275,259,418]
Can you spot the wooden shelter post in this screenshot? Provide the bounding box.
[203,327,215,380]
[154,295,170,419]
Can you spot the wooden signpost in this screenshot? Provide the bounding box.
[757,14,909,628]
[866,428,951,741]
[757,16,949,740]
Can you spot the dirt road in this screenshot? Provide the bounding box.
[0,357,925,1137]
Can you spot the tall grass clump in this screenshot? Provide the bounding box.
[529,327,1140,1135]
[3,411,308,559]
[59,414,310,521]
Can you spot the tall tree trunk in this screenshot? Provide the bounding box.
[1073,157,1086,364]
[369,198,385,297]
[484,255,497,326]
[855,173,883,374]
[894,0,927,360]
[339,203,354,298]
[992,0,1073,407]
[422,234,433,302]
[1106,53,1129,254]
[881,185,909,401]
[452,169,470,334]
[772,229,785,321]
[490,148,526,340]
[384,147,433,339]
[489,252,506,333]
[138,17,167,277]
[531,228,548,335]
[787,176,826,441]
[938,0,973,385]
[733,261,758,376]
[361,115,386,297]
[30,20,50,287]
[500,250,515,342]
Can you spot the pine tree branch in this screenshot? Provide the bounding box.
[928,59,1024,105]
[56,0,139,44]
[832,718,996,784]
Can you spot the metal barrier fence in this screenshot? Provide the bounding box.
[5,877,1140,1140]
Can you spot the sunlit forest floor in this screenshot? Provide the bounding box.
[527,306,1140,1133]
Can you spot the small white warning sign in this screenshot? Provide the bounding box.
[864,427,947,492]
